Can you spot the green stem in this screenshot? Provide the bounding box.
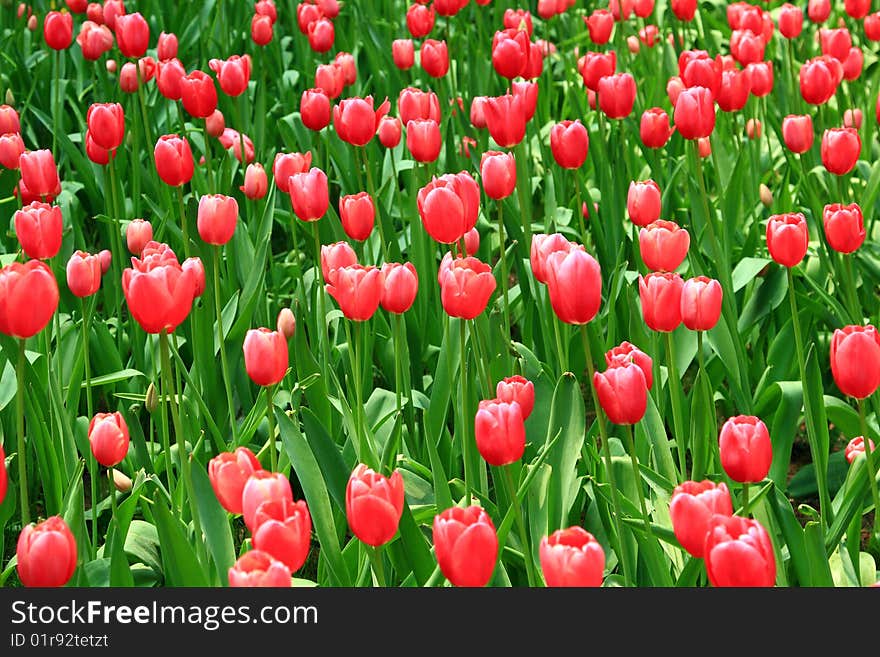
[16,339,29,526]
[460,319,472,506]
[265,386,277,472]
[362,146,389,262]
[176,186,190,259]
[503,464,537,586]
[368,545,387,587]
[202,120,215,192]
[52,49,59,159]
[665,331,688,477]
[311,221,328,384]
[580,324,634,587]
[82,297,97,557]
[514,142,533,261]
[842,254,861,324]
[497,200,512,353]
[857,398,880,541]
[625,423,654,543]
[741,482,750,517]
[108,157,124,351]
[212,247,236,444]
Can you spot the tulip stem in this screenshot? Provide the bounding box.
[52,49,59,159]
[460,319,472,506]
[361,146,389,262]
[692,331,710,479]
[202,120,215,193]
[664,331,688,478]
[82,297,98,558]
[212,247,236,445]
[857,399,880,541]
[311,221,329,386]
[741,483,750,517]
[842,254,861,324]
[497,200,512,353]
[176,185,189,259]
[367,546,386,587]
[580,324,634,587]
[108,156,125,351]
[514,142,532,260]
[503,464,538,586]
[787,267,832,529]
[343,320,377,469]
[265,386,277,473]
[16,339,30,527]
[625,423,654,543]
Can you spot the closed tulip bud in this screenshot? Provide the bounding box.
[272,152,312,193]
[597,73,636,119]
[251,13,274,45]
[514,78,539,118]
[464,227,480,256]
[406,119,441,163]
[406,3,435,38]
[243,327,288,387]
[296,1,321,32]
[307,17,334,52]
[821,128,860,176]
[593,360,648,425]
[474,399,526,466]
[156,31,177,61]
[844,108,863,130]
[760,184,773,207]
[377,116,402,148]
[504,8,533,34]
[126,218,152,255]
[66,250,102,298]
[0,260,59,339]
[550,120,589,169]
[605,341,653,389]
[199,110,223,138]
[111,469,132,492]
[627,180,661,227]
[666,76,685,107]
[830,325,880,399]
[296,88,333,135]
[819,28,851,62]
[866,12,880,41]
[585,9,614,44]
[483,93,526,148]
[639,220,690,272]
[439,256,496,320]
[77,21,114,60]
[719,415,772,483]
[639,272,684,332]
[88,411,129,467]
[115,12,149,58]
[842,47,863,81]
[418,172,480,244]
[0,105,18,135]
[781,114,813,154]
[85,130,113,165]
[154,134,194,186]
[479,150,516,200]
[338,192,375,242]
[218,128,256,165]
[87,102,125,152]
[333,96,390,147]
[345,464,405,547]
[578,51,616,92]
[145,382,159,413]
[14,201,62,260]
[99,249,112,275]
[530,233,573,284]
[0,132,24,169]
[157,58,186,100]
[19,149,61,202]
[640,107,673,148]
[674,86,715,140]
[252,498,312,572]
[321,242,357,283]
[433,506,498,587]
[844,436,876,464]
[229,550,291,587]
[420,39,449,78]
[669,481,733,557]
[241,163,268,200]
[540,527,605,587]
[680,276,723,331]
[495,375,535,419]
[16,516,78,587]
[208,447,262,514]
[822,203,864,254]
[180,70,218,118]
[766,213,808,267]
[717,68,751,113]
[119,62,139,92]
[800,57,840,105]
[326,265,385,321]
[384,41,410,78]
[778,3,802,38]
[44,11,73,50]
[288,168,329,222]
[704,515,775,587]
[544,247,602,325]
[182,257,205,298]
[380,262,418,314]
[242,471,294,532]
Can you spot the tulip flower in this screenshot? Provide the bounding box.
[380,262,419,314]
[243,328,288,387]
[605,342,653,389]
[115,12,149,58]
[674,86,716,140]
[276,308,296,340]
[288,168,329,222]
[44,11,73,50]
[597,73,636,119]
[326,264,385,321]
[86,103,125,153]
[157,31,178,61]
[480,151,516,200]
[321,242,358,283]
[766,213,808,267]
[405,119,441,163]
[272,151,312,193]
[680,52,722,96]
[845,436,876,464]
[821,128,860,176]
[669,481,733,557]
[483,93,527,148]
[377,116,401,148]
[504,8,533,34]
[539,527,605,587]
[432,506,498,587]
[439,256,497,320]
[251,13,273,45]
[241,163,268,200]
[639,272,684,333]
[392,38,415,70]
[157,58,186,100]
[207,55,251,99]
[495,376,535,419]
[154,135,194,186]
[252,498,312,572]
[345,464,405,547]
[420,39,449,77]
[830,325,880,399]
[307,18,334,52]
[208,447,262,515]
[406,3,435,38]
[781,115,813,154]
[716,68,751,112]
[719,415,772,483]
[704,515,776,587]
[77,21,114,60]
[66,250,102,298]
[800,57,841,105]
[0,260,59,339]
[19,149,61,202]
[0,105,19,135]
[333,96,390,147]
[549,120,589,169]
[593,360,648,425]
[228,550,291,587]
[585,9,614,44]
[474,399,526,466]
[87,412,129,467]
[126,218,153,255]
[197,194,238,246]
[338,192,375,241]
[242,471,294,532]
[823,203,865,254]
[0,132,24,169]
[778,3,802,38]
[296,88,330,132]
[640,107,673,148]
[530,233,572,284]
[491,28,529,79]
[638,220,690,272]
[627,180,661,227]
[14,201,63,260]
[577,51,616,91]
[122,247,197,335]
[417,172,480,244]
[16,516,78,587]
[180,70,218,118]
[680,276,723,331]
[398,87,441,126]
[543,246,602,325]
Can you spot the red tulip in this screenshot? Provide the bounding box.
[380,262,418,314]
[480,150,516,200]
[716,68,751,112]
[157,31,177,61]
[432,506,498,587]
[126,218,152,255]
[680,51,722,96]
[495,375,535,419]
[326,265,384,321]
[504,8,533,34]
[206,112,227,139]
[0,260,59,339]
[0,132,24,169]
[115,12,149,58]
[335,192,373,241]
[491,28,529,79]
[680,276,723,331]
[157,58,186,100]
[474,399,526,466]
[781,114,813,154]
[605,341,653,389]
[66,250,102,298]
[593,359,648,425]
[218,128,256,165]
[307,18,334,53]
[578,51,616,92]
[639,220,690,272]
[122,246,197,334]
[77,20,114,60]
[821,128,860,176]
[154,134,194,186]
[539,527,605,587]
[530,233,573,284]
[483,93,527,148]
[674,86,715,140]
[439,256,497,320]
[585,9,614,44]
[345,464,405,547]
[766,212,808,267]
[627,180,661,227]
[800,57,841,105]
[406,3,435,38]
[398,87,440,126]
[321,242,357,283]
[314,63,343,99]
[392,38,415,70]
[464,228,480,256]
[208,55,251,98]
[228,550,291,587]
[420,39,449,78]
[333,96,390,147]
[242,471,293,532]
[640,107,673,148]
[822,203,864,254]
[719,415,772,483]
[819,28,852,62]
[669,481,734,558]
[730,29,764,66]
[378,116,402,148]
[251,13,274,45]
[406,119,441,163]
[241,163,268,200]
[830,324,880,399]
[434,0,467,17]
[252,498,312,572]
[272,152,311,193]
[16,516,77,587]
[102,0,124,29]
[778,3,802,38]
[87,411,129,467]
[845,436,876,464]
[288,168,329,222]
[0,105,20,135]
[597,73,636,119]
[866,12,880,41]
[544,247,602,325]
[14,201,62,260]
[44,11,73,50]
[550,120,589,169]
[704,515,776,587]
[747,61,773,97]
[277,308,296,339]
[418,172,480,244]
[639,272,684,332]
[243,327,288,387]
[19,149,60,202]
[180,70,218,119]
[671,0,697,21]
[208,447,262,514]
[197,194,238,246]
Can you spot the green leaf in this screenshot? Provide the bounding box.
[544,372,585,532]
[151,497,209,587]
[191,459,236,586]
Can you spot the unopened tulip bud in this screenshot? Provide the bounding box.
[145,382,159,414]
[277,308,296,339]
[112,469,133,492]
[760,184,773,207]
